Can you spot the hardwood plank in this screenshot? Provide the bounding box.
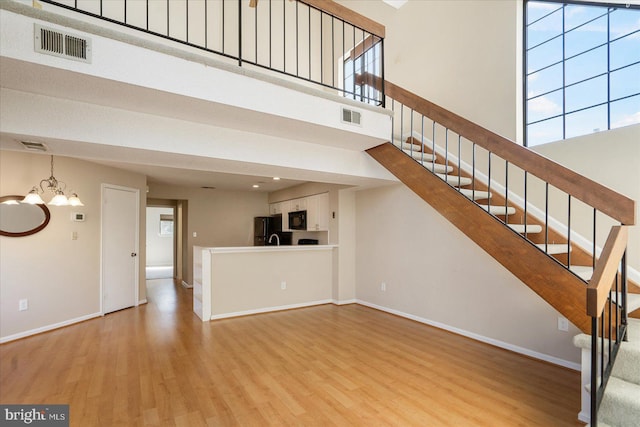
[1,279,582,426]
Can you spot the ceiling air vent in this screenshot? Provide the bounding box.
[20,141,48,152]
[341,108,362,126]
[34,24,92,63]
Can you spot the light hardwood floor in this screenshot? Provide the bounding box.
[1,279,583,426]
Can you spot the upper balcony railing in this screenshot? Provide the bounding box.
[39,0,385,106]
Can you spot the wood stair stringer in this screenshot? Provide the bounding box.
[367,142,591,333]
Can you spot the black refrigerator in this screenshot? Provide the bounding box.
[254,215,291,246]
[254,216,273,246]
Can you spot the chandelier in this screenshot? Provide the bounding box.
[22,155,84,206]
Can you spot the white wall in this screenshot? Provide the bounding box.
[337,0,519,141]
[146,207,174,267]
[355,184,582,366]
[532,125,640,276]
[0,151,147,341]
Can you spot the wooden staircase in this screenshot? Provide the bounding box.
[365,79,637,334]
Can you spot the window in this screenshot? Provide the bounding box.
[344,36,383,106]
[525,1,640,146]
[159,214,174,236]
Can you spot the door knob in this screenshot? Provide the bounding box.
[131,252,137,257]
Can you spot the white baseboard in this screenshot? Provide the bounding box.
[138,299,147,305]
[333,298,357,305]
[356,299,581,371]
[209,299,334,320]
[0,312,102,344]
[181,281,192,289]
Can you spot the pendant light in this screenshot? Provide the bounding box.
[22,155,84,207]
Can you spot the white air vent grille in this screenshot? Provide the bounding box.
[341,108,362,126]
[20,141,48,152]
[34,24,92,63]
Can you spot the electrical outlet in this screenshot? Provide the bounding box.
[19,299,28,311]
[558,317,569,332]
[281,281,287,290]
[381,282,386,292]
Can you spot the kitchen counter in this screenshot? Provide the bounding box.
[207,245,337,254]
[193,245,338,321]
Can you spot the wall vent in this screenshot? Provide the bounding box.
[20,141,48,152]
[341,108,362,126]
[34,24,92,63]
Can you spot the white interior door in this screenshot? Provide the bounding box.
[102,184,139,314]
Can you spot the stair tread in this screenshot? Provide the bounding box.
[535,243,572,254]
[419,162,453,174]
[402,148,437,161]
[598,376,640,427]
[571,265,593,280]
[508,223,543,234]
[459,188,491,200]
[477,204,516,216]
[435,174,472,187]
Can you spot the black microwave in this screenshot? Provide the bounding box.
[288,210,307,230]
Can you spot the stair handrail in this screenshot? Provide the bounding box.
[371,76,636,226]
[586,225,629,427]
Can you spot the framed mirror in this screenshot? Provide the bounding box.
[0,195,51,237]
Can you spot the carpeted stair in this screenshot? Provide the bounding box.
[574,318,640,426]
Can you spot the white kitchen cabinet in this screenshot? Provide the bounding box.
[290,197,307,212]
[269,202,281,215]
[306,193,329,231]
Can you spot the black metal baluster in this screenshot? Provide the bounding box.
[458,135,462,188]
[593,209,597,269]
[238,0,242,66]
[472,143,476,201]
[487,152,492,214]
[222,0,225,53]
[268,0,272,68]
[320,11,323,84]
[204,0,207,48]
[352,26,356,100]
[567,195,572,268]
[296,0,299,77]
[254,0,257,63]
[505,160,509,225]
[308,6,311,80]
[545,182,549,253]
[331,17,335,87]
[524,172,528,240]
[445,129,449,183]
[283,0,286,72]
[400,103,404,150]
[146,0,149,30]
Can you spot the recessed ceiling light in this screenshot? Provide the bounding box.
[252,184,260,188]
[273,177,281,181]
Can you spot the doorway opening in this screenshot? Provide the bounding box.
[146,206,175,280]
